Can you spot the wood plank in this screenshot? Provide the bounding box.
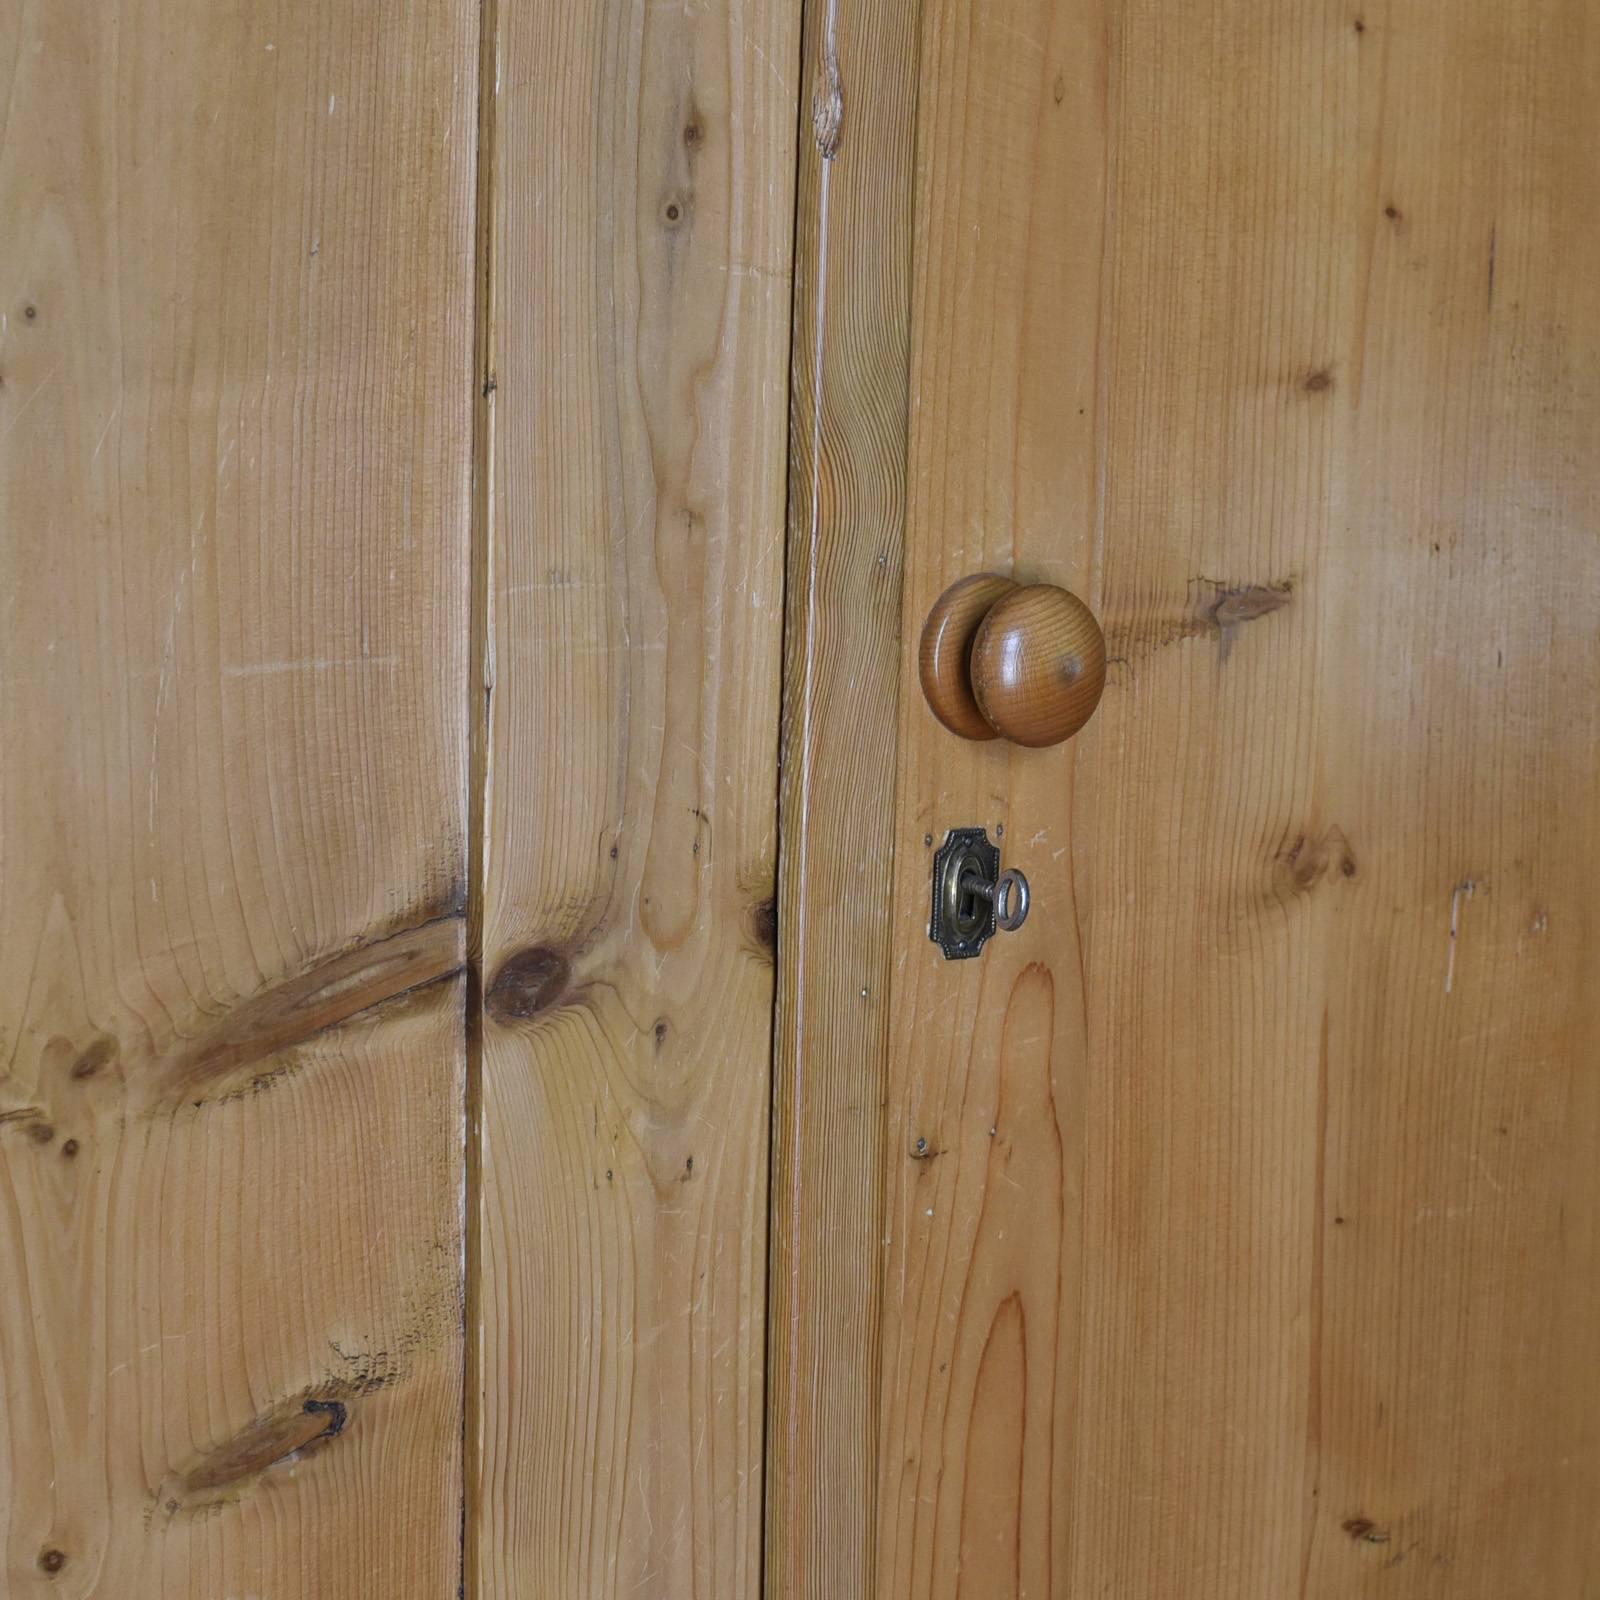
[763,1,923,1596]
[876,2,1106,1593]
[469,0,800,1593]
[1298,0,1600,1588]
[870,0,1600,1595]
[0,2,477,1595]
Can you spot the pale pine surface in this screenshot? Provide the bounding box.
[470,1,800,1595]
[0,2,476,1594]
[764,2,923,1599]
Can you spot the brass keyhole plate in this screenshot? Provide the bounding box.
[930,827,1001,960]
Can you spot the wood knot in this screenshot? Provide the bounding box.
[161,1390,357,1513]
[72,1035,118,1080]
[486,945,572,1023]
[1209,579,1293,632]
[159,914,464,1108]
[812,47,844,159]
[1198,576,1295,664]
[747,895,778,961]
[1277,826,1356,893]
[302,1397,348,1438]
[38,1548,66,1574]
[1342,1516,1390,1544]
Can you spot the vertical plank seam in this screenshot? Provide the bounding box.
[875,0,930,1580]
[766,0,927,1592]
[783,0,838,1572]
[463,0,501,1590]
[765,4,832,1589]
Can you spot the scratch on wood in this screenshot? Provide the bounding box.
[224,656,400,677]
[1445,878,1478,994]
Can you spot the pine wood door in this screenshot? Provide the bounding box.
[769,1,1600,1597]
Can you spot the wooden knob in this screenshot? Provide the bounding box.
[917,573,1017,740]
[919,576,1106,748]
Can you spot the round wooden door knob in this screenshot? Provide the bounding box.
[919,575,1106,747]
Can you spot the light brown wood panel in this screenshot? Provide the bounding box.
[470,0,799,1594]
[877,1,1106,1593]
[1297,0,1600,1588]
[765,2,922,1597]
[0,2,477,1597]
[778,0,1600,1595]
[1068,0,1600,1590]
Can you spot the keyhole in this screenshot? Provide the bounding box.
[957,871,987,931]
[953,860,995,936]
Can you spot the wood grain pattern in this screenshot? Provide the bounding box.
[787,0,1600,1594]
[763,1,924,1596]
[470,0,800,1593]
[1067,0,1600,1589]
[0,2,477,1596]
[877,2,1104,1592]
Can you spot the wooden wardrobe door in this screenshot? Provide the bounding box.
[769,1,1600,1596]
